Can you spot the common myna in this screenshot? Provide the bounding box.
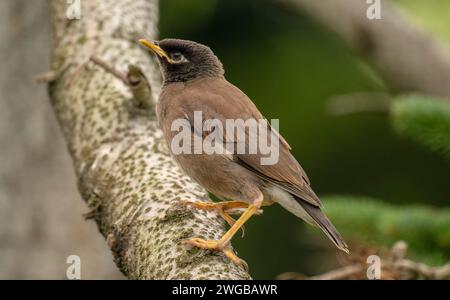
[140,38,348,266]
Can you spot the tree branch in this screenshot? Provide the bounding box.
[278,241,450,280]
[276,0,450,100]
[48,0,249,279]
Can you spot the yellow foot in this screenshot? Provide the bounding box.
[180,195,263,269]
[179,200,252,237]
[223,248,248,270]
[182,237,248,268]
[182,237,224,250]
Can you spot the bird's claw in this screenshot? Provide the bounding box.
[182,237,225,250]
[178,200,217,211]
[182,237,248,269]
[178,200,247,237]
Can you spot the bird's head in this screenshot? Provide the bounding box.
[139,38,224,84]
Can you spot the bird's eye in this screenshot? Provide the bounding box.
[170,51,184,62]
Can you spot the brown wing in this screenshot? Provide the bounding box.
[177,77,322,207]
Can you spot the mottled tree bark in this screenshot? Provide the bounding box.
[48,0,249,279]
[277,0,450,100]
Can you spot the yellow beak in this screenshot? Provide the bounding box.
[139,39,171,61]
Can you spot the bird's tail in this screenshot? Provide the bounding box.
[295,197,349,253]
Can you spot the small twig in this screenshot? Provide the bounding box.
[387,241,450,279]
[308,264,363,280]
[91,55,129,84]
[90,56,154,110]
[387,240,408,261]
[277,240,450,280]
[394,259,450,280]
[34,64,72,84]
[34,70,59,84]
[277,264,363,280]
[38,55,155,112]
[276,272,306,280]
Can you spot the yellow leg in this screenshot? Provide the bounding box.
[182,196,263,266]
[179,200,250,236]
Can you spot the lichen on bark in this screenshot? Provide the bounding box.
[48,0,249,279]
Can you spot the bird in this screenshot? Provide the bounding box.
[139,38,348,266]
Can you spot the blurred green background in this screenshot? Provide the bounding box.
[160,0,450,279]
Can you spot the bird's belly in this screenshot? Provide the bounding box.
[172,152,263,203]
